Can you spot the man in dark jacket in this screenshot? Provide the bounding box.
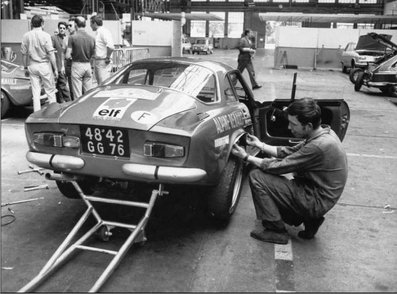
[237,29,261,90]
[52,21,70,103]
[232,98,348,244]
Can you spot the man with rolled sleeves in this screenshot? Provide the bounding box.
[90,15,114,84]
[21,14,58,112]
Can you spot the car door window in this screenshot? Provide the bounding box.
[224,76,238,102]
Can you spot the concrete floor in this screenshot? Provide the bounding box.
[1,49,397,292]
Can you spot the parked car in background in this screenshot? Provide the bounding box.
[1,59,47,118]
[349,33,397,84]
[182,36,192,54]
[192,38,214,55]
[354,54,397,95]
[340,33,392,73]
[24,57,350,223]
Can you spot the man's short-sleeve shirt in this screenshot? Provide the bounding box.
[95,26,114,59]
[21,28,55,63]
[68,30,95,63]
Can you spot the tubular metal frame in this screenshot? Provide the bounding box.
[19,173,165,293]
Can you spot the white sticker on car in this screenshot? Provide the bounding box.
[214,135,229,148]
[1,78,17,85]
[94,88,159,100]
[93,98,135,121]
[131,111,158,125]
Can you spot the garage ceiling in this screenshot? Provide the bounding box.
[258,12,397,23]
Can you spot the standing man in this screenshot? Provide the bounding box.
[237,29,261,90]
[21,14,57,112]
[65,17,76,100]
[232,98,348,244]
[52,21,70,103]
[66,15,95,99]
[90,15,114,84]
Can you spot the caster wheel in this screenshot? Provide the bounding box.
[97,226,112,242]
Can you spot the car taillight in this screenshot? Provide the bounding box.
[143,142,184,158]
[32,133,80,148]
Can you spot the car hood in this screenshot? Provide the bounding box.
[30,85,198,131]
[356,34,392,51]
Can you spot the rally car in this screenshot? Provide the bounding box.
[24,57,350,222]
[1,59,47,118]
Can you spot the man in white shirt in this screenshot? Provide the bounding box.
[21,14,58,111]
[90,15,114,84]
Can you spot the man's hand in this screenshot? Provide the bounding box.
[53,71,59,80]
[60,66,65,75]
[105,57,111,65]
[231,144,247,160]
[246,134,261,148]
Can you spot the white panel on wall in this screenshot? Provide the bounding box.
[132,20,173,46]
[1,20,29,43]
[276,27,318,47]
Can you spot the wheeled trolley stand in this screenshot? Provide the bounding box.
[19,173,167,293]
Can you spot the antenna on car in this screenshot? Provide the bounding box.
[291,72,297,101]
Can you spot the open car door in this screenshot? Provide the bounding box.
[253,99,350,146]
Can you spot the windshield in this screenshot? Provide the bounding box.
[113,62,218,103]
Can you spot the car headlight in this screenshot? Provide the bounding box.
[32,133,80,148]
[144,142,184,158]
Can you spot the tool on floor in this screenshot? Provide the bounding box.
[18,164,45,176]
[1,197,44,207]
[24,184,49,192]
[19,172,166,293]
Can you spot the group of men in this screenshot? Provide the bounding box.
[21,14,114,111]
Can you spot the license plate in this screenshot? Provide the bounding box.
[80,125,130,157]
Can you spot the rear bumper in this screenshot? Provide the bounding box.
[26,151,207,184]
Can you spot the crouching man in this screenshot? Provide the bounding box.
[232,98,348,244]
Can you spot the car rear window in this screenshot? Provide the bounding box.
[117,63,218,103]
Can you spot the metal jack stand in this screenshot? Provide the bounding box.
[19,173,167,293]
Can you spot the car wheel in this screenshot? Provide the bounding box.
[342,63,347,73]
[1,90,11,119]
[207,156,244,222]
[349,68,363,84]
[189,49,192,54]
[56,176,98,199]
[354,71,365,92]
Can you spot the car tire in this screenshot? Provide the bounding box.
[56,176,98,199]
[1,90,11,119]
[354,71,365,92]
[349,68,363,84]
[207,156,244,222]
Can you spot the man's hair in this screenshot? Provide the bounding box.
[287,98,322,129]
[243,29,251,36]
[68,16,76,22]
[31,15,43,28]
[58,21,67,28]
[90,15,103,26]
[74,16,86,28]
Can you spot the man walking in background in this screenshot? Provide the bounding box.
[21,14,57,112]
[237,29,261,90]
[90,15,114,84]
[66,15,95,99]
[52,21,70,103]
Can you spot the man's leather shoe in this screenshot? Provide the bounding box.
[298,216,325,239]
[250,229,289,244]
[252,85,262,90]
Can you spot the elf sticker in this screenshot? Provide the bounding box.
[93,98,135,121]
